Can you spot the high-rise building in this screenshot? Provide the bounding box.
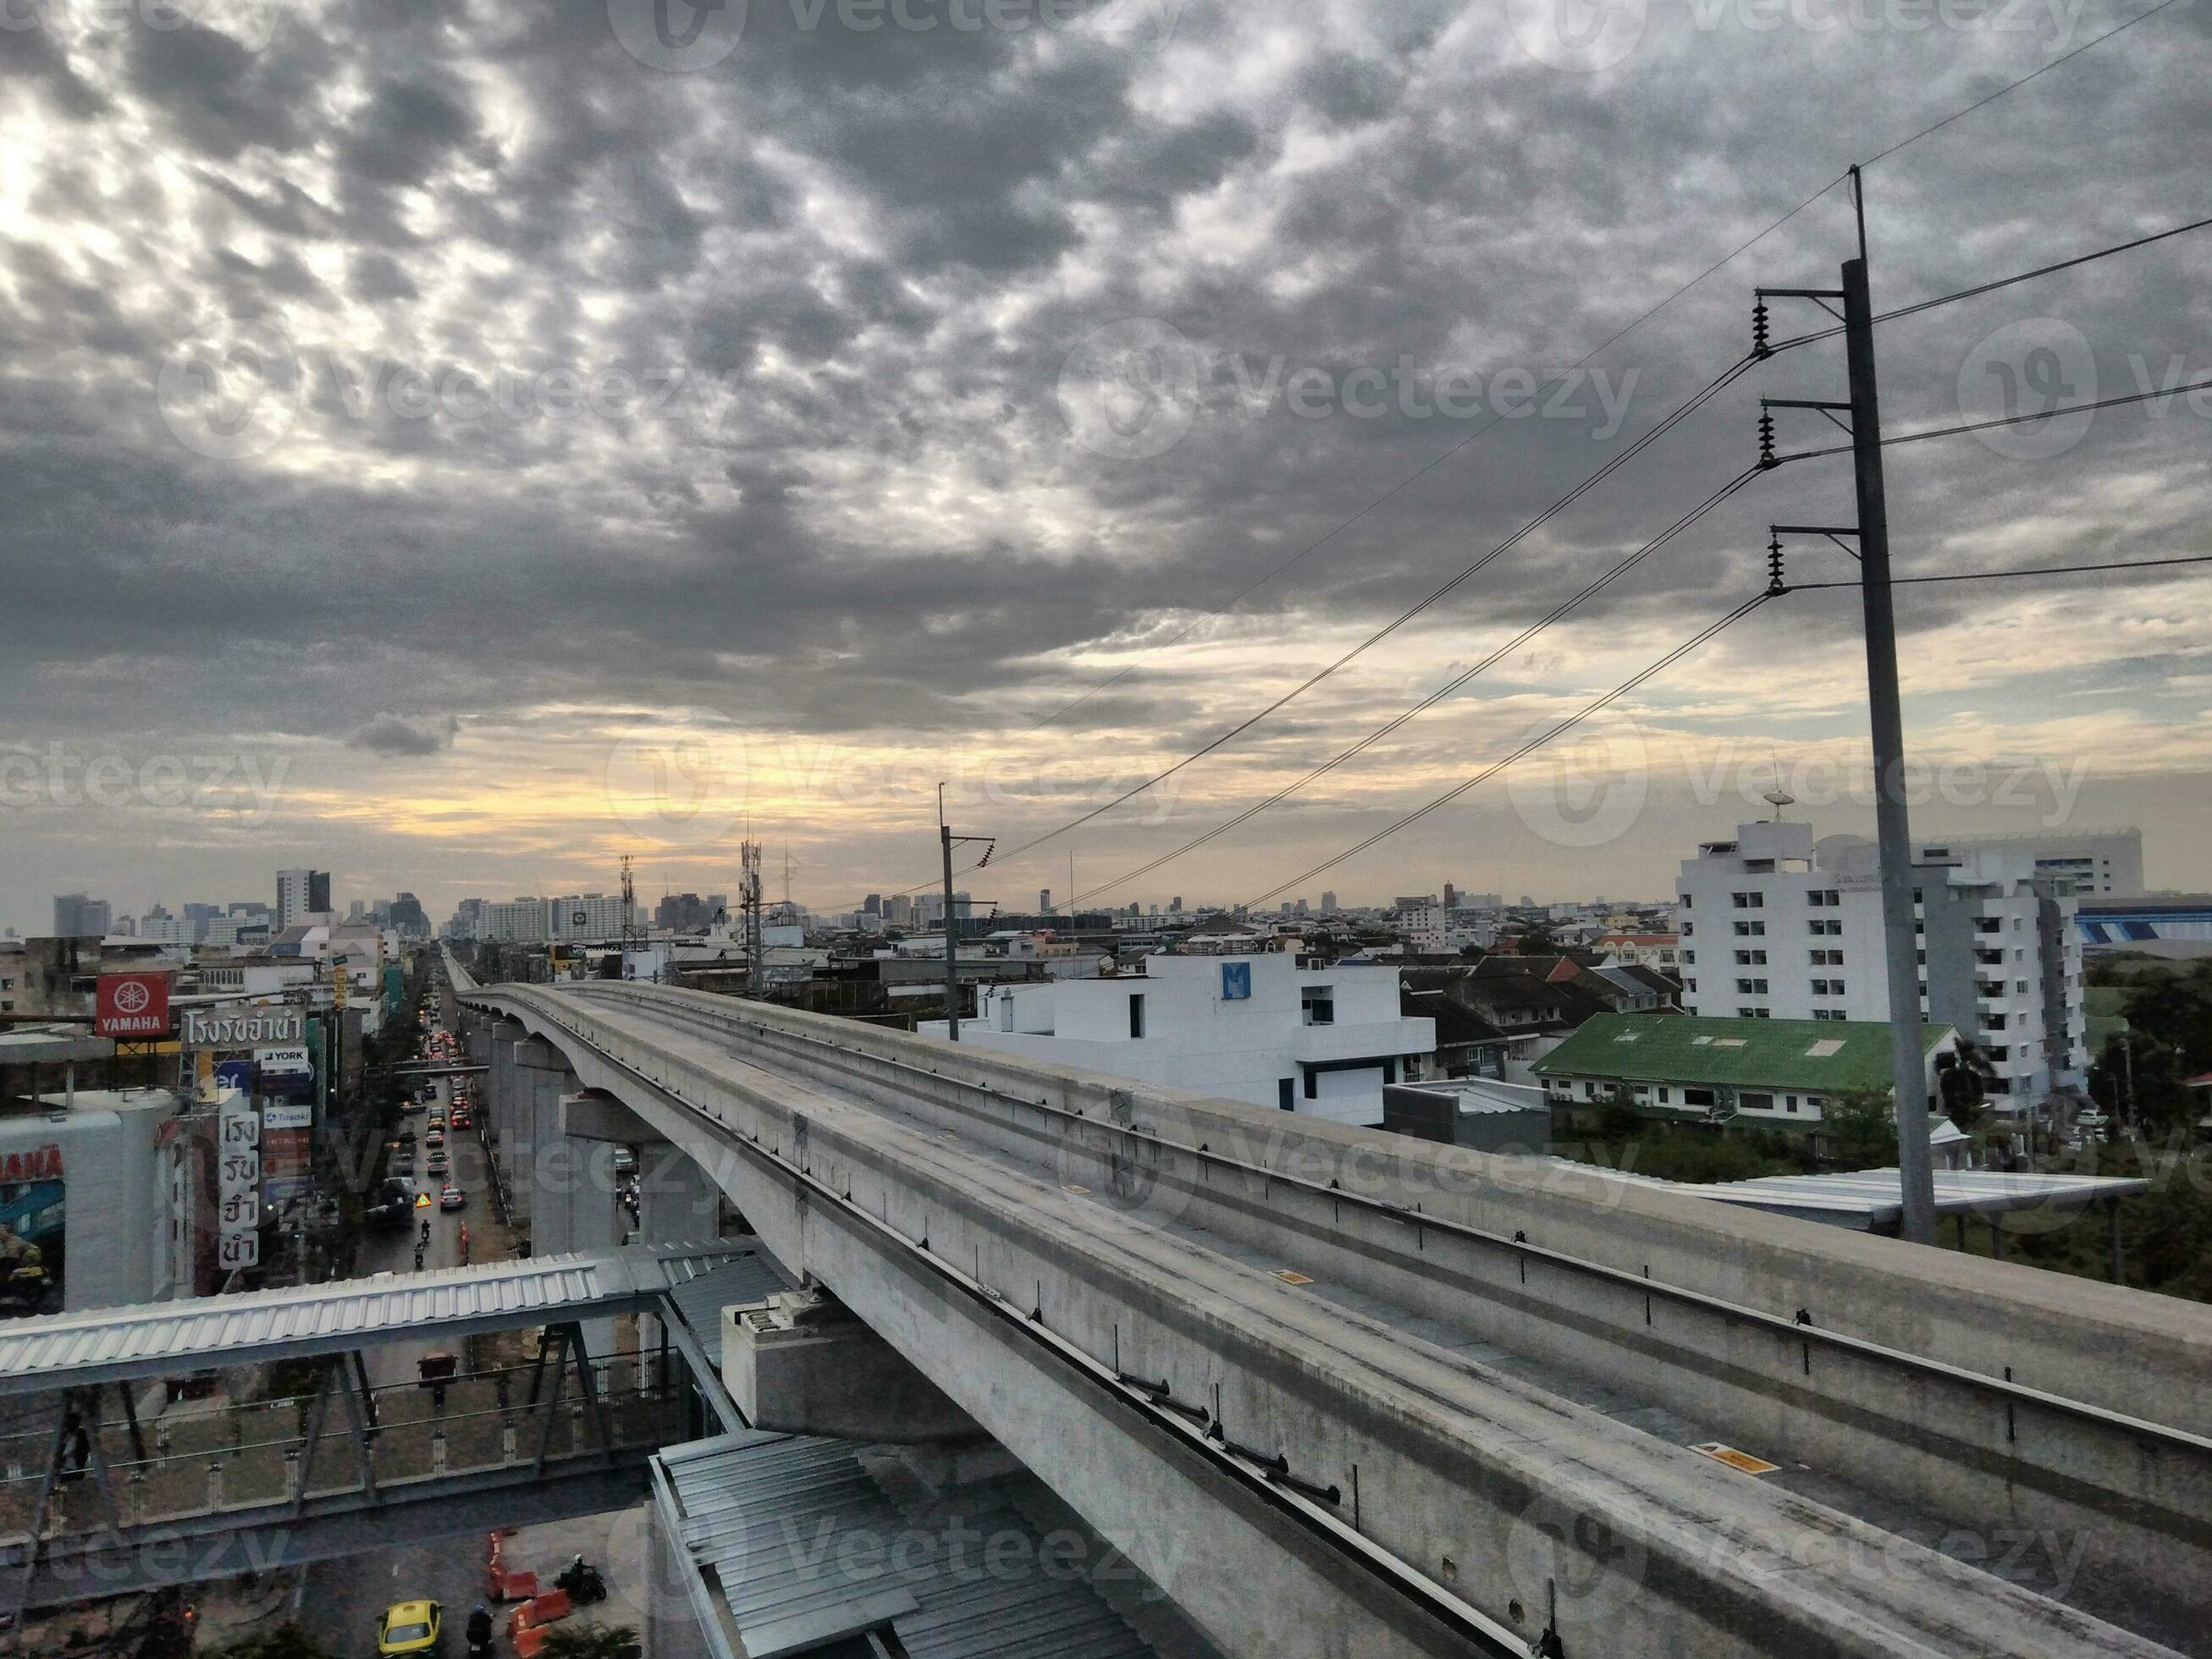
[1321,890,1338,913]
[389,892,429,935]
[52,894,112,936]
[276,869,330,928]
[1675,820,2086,1109]
[1910,829,2143,898]
[137,904,181,943]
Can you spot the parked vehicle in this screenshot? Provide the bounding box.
[439,1185,466,1211]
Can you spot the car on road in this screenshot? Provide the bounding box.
[376,1599,443,1656]
[427,1151,449,1176]
[612,1146,637,1175]
[424,1128,444,1147]
[439,1185,466,1210]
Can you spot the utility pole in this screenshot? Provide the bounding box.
[936,784,996,1042]
[1760,167,1936,1243]
[740,841,764,997]
[1841,172,1936,1247]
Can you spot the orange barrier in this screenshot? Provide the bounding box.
[514,1627,549,1657]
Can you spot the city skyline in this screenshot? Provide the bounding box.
[3,5,2209,940]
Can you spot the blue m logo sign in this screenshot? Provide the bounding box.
[1221,962,1251,1000]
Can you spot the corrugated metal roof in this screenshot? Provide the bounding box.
[662,1250,793,1347]
[0,1242,747,1392]
[657,1432,1157,1659]
[1535,1011,1952,1093]
[1549,1160,2149,1230]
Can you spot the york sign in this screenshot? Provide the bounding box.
[183,1005,305,1049]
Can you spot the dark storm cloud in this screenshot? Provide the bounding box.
[348,712,461,756]
[2,0,2209,922]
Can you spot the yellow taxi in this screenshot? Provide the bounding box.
[376,1599,444,1655]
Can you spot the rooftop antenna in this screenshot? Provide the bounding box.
[1762,755,1796,822]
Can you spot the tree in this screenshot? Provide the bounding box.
[538,1629,644,1659]
[1819,1086,1899,1169]
[1514,923,1561,956]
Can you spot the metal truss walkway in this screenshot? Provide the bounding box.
[0,1243,783,1613]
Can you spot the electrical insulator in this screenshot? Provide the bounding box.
[1766,535,1786,595]
[1752,299,1772,359]
[1757,411,1777,469]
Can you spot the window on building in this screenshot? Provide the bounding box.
[1730,891,1764,908]
[1301,986,1334,1026]
[1658,1088,1671,1103]
[1683,949,1696,964]
[1741,1092,1773,1111]
[1680,894,1692,907]
[1278,1078,1294,1111]
[1685,1088,1716,1105]
[1682,921,1694,936]
[1128,993,1146,1039]
[1784,1094,1800,1112]
[1684,978,1697,994]
[1734,920,1766,937]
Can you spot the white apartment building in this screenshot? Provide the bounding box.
[551,893,631,940]
[1911,828,2143,897]
[1677,821,2087,1110]
[919,953,1436,1127]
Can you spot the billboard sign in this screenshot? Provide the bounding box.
[1220,962,1252,1000]
[262,1102,313,1204]
[0,1140,64,1319]
[184,1004,304,1049]
[256,1044,312,1078]
[95,972,171,1037]
[217,1094,262,1276]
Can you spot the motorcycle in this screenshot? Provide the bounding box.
[465,1605,495,1657]
[554,1554,607,1605]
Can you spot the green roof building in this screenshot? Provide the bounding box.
[1533,1011,1959,1130]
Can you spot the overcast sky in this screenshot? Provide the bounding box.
[3,0,2208,934]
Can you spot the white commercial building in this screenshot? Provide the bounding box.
[1676,821,2087,1110]
[3,1088,184,1315]
[919,953,1436,1127]
[1910,828,2143,898]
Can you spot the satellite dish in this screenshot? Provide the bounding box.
[1762,787,1796,819]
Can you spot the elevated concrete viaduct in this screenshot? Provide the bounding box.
[456,965,2212,1659]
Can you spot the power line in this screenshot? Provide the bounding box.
[1785,553,2212,591]
[979,357,1762,875]
[1073,468,1762,905]
[1029,211,1836,734]
[1238,594,1776,909]
[1857,0,2187,169]
[1779,376,2212,462]
[1769,212,2212,353]
[1035,0,2185,734]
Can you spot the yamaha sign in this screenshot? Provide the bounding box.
[183,1004,306,1050]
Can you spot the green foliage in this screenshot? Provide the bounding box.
[538,1628,644,1659]
[1819,1085,1900,1168]
[201,1625,335,1659]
